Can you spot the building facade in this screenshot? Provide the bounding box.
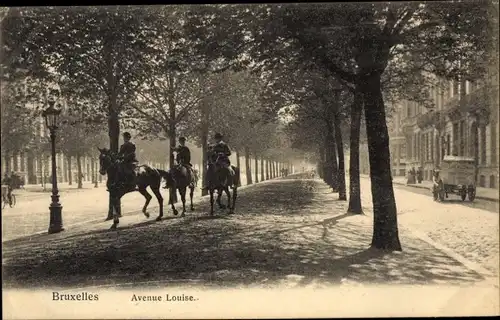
[386,74,499,189]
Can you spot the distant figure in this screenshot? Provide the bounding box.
[417,167,423,184]
[2,173,13,205]
[407,167,416,184]
[431,168,442,200]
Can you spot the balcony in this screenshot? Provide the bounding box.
[389,135,406,144]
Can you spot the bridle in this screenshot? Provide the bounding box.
[99,151,118,175]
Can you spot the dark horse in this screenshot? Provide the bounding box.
[207,152,240,215]
[163,159,199,217]
[98,147,170,229]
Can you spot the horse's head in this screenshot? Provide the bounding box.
[97,147,116,175]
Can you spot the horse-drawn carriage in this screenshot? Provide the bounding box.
[432,155,476,202]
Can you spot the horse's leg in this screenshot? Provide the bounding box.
[151,186,164,222]
[179,186,187,217]
[110,195,120,230]
[230,187,237,214]
[189,186,195,211]
[224,186,231,214]
[170,187,179,216]
[138,187,152,218]
[217,189,226,209]
[209,188,214,216]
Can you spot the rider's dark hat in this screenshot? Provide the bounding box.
[123,132,131,139]
[179,136,186,141]
[214,133,223,139]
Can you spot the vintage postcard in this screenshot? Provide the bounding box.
[1,3,499,319]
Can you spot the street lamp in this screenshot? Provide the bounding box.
[42,97,64,234]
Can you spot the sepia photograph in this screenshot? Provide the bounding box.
[1,2,499,318]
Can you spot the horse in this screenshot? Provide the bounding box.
[97,147,171,229]
[206,152,240,215]
[163,159,198,217]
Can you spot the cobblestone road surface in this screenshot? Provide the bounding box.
[359,179,499,276]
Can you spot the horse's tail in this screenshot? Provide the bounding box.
[157,169,171,184]
[157,168,178,204]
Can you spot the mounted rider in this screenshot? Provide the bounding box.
[172,137,192,168]
[117,132,138,188]
[209,133,232,164]
[202,133,234,190]
[164,136,195,189]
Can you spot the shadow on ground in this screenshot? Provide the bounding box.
[2,178,485,289]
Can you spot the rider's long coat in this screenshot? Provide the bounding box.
[173,145,191,165]
[119,141,137,163]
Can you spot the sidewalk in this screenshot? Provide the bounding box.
[361,174,499,202]
[3,176,498,316]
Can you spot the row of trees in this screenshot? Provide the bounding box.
[0,6,299,217]
[1,3,495,248]
[185,2,494,250]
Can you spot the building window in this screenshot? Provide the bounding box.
[490,175,497,188]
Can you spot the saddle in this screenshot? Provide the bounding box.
[213,153,235,178]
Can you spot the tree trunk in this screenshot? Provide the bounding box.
[4,154,11,173]
[244,146,252,185]
[348,92,364,214]
[236,150,241,169]
[27,151,36,184]
[266,160,270,180]
[106,39,121,220]
[91,158,95,183]
[168,94,177,168]
[201,130,209,196]
[325,123,339,191]
[361,72,401,251]
[67,155,73,185]
[318,146,325,179]
[260,156,265,182]
[254,155,259,183]
[12,151,19,171]
[168,127,176,168]
[200,100,210,196]
[334,113,347,200]
[76,153,83,189]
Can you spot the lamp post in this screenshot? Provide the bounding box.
[42,97,64,234]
